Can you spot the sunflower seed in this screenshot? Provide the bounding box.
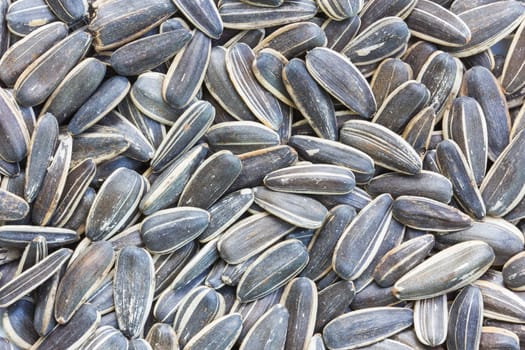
[229,145,298,192]
[80,326,128,350]
[462,66,510,161]
[0,88,30,163]
[182,313,242,350]
[32,134,72,226]
[31,303,100,350]
[306,47,376,118]
[218,212,295,264]
[0,225,78,249]
[168,238,219,292]
[0,22,67,87]
[129,338,153,350]
[436,217,524,266]
[316,280,355,332]
[358,0,416,31]
[172,0,222,39]
[252,48,294,107]
[301,205,355,281]
[40,57,106,123]
[322,307,413,350]
[237,239,308,302]
[405,0,471,47]
[503,252,525,291]
[86,168,147,241]
[443,96,488,185]
[392,195,472,231]
[283,57,337,140]
[88,0,177,51]
[370,58,413,109]
[333,194,393,280]
[321,16,360,53]
[373,80,430,132]
[15,235,47,275]
[114,247,155,338]
[3,298,39,349]
[219,0,318,30]
[145,323,179,350]
[14,30,92,107]
[344,17,410,66]
[173,286,225,348]
[68,76,130,135]
[0,248,71,308]
[473,279,525,324]
[239,303,289,350]
[140,207,209,254]
[417,51,462,120]
[163,30,211,108]
[393,240,495,300]
[111,28,191,76]
[178,150,241,209]
[448,1,525,57]
[340,120,422,175]
[447,285,483,350]
[436,139,486,218]
[374,234,435,288]
[280,277,317,350]
[151,100,214,172]
[480,326,520,350]
[71,130,130,168]
[481,128,525,217]
[253,188,328,229]
[226,43,284,130]
[255,22,326,59]
[413,294,448,346]
[0,189,29,222]
[206,121,280,154]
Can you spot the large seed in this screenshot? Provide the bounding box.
[114,247,155,339]
[182,313,242,350]
[392,241,495,300]
[340,120,422,175]
[283,57,337,140]
[237,239,308,302]
[447,285,483,350]
[239,304,289,350]
[413,295,448,346]
[333,193,393,280]
[392,195,472,232]
[322,307,413,350]
[54,241,114,324]
[172,0,222,39]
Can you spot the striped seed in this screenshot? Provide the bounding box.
[447,285,483,350]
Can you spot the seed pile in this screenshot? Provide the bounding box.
[0,0,525,349]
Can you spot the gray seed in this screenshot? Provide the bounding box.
[392,195,472,231]
[373,234,435,288]
[31,303,100,350]
[2,298,39,349]
[0,189,29,222]
[322,307,413,350]
[14,30,92,107]
[86,168,147,241]
[321,16,361,52]
[447,285,483,350]
[333,194,393,280]
[480,326,520,350]
[219,0,318,30]
[254,22,326,59]
[237,239,308,302]
[54,241,114,324]
[114,247,155,339]
[283,58,337,140]
[140,207,210,254]
[172,0,223,39]
[281,277,317,350]
[206,121,280,154]
[0,225,78,249]
[173,286,225,348]
[501,19,525,95]
[163,30,211,109]
[340,120,422,175]
[239,304,289,350]
[358,0,416,31]
[392,241,495,300]
[151,100,214,172]
[405,0,471,47]
[0,248,71,308]
[413,295,448,346]
[7,0,55,37]
[145,323,179,350]
[502,252,525,291]
[316,281,355,332]
[182,313,242,350]
[474,280,525,324]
